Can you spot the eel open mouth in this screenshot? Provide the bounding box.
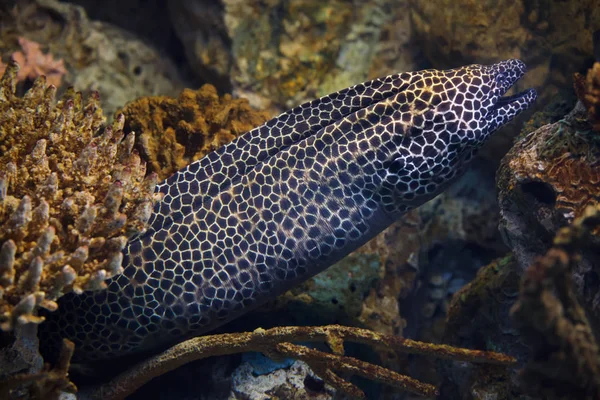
[493,91,531,109]
[490,59,537,116]
[492,88,537,115]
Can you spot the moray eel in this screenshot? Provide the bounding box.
[40,59,536,362]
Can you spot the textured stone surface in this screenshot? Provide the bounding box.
[410,0,600,104]
[0,324,43,386]
[497,100,600,345]
[168,0,418,112]
[0,0,185,116]
[497,102,600,270]
[440,255,525,399]
[433,99,600,399]
[230,360,336,400]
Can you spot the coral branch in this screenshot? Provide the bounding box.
[0,61,158,330]
[275,342,437,398]
[80,324,515,399]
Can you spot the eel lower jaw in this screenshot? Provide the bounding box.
[492,88,538,114]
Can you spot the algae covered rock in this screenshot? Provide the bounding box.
[440,255,525,399]
[0,62,158,330]
[497,102,600,271]
[168,0,417,112]
[0,0,185,117]
[231,360,335,400]
[437,72,600,398]
[410,0,600,103]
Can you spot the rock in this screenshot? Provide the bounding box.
[230,360,336,400]
[0,324,43,385]
[438,94,600,398]
[409,0,600,105]
[0,0,185,116]
[440,255,526,399]
[497,102,600,271]
[168,0,418,112]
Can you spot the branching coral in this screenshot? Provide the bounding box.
[0,61,158,330]
[0,37,67,87]
[118,85,271,180]
[511,205,600,399]
[80,324,515,400]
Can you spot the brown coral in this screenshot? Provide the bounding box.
[0,61,158,330]
[0,37,67,87]
[119,84,271,180]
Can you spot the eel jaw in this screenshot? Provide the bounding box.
[488,87,537,132]
[493,90,535,110]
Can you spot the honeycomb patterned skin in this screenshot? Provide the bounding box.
[41,59,537,362]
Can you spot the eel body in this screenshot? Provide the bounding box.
[41,60,537,361]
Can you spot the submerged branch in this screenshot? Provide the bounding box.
[80,324,515,400]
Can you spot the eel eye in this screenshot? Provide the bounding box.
[495,72,507,85]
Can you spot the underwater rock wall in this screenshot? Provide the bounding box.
[498,102,600,271]
[410,0,600,103]
[168,0,420,112]
[440,63,600,398]
[0,0,185,117]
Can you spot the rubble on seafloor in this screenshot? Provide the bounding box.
[118,85,271,181]
[0,61,159,331]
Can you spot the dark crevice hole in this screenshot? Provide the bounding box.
[304,374,325,393]
[521,181,556,206]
